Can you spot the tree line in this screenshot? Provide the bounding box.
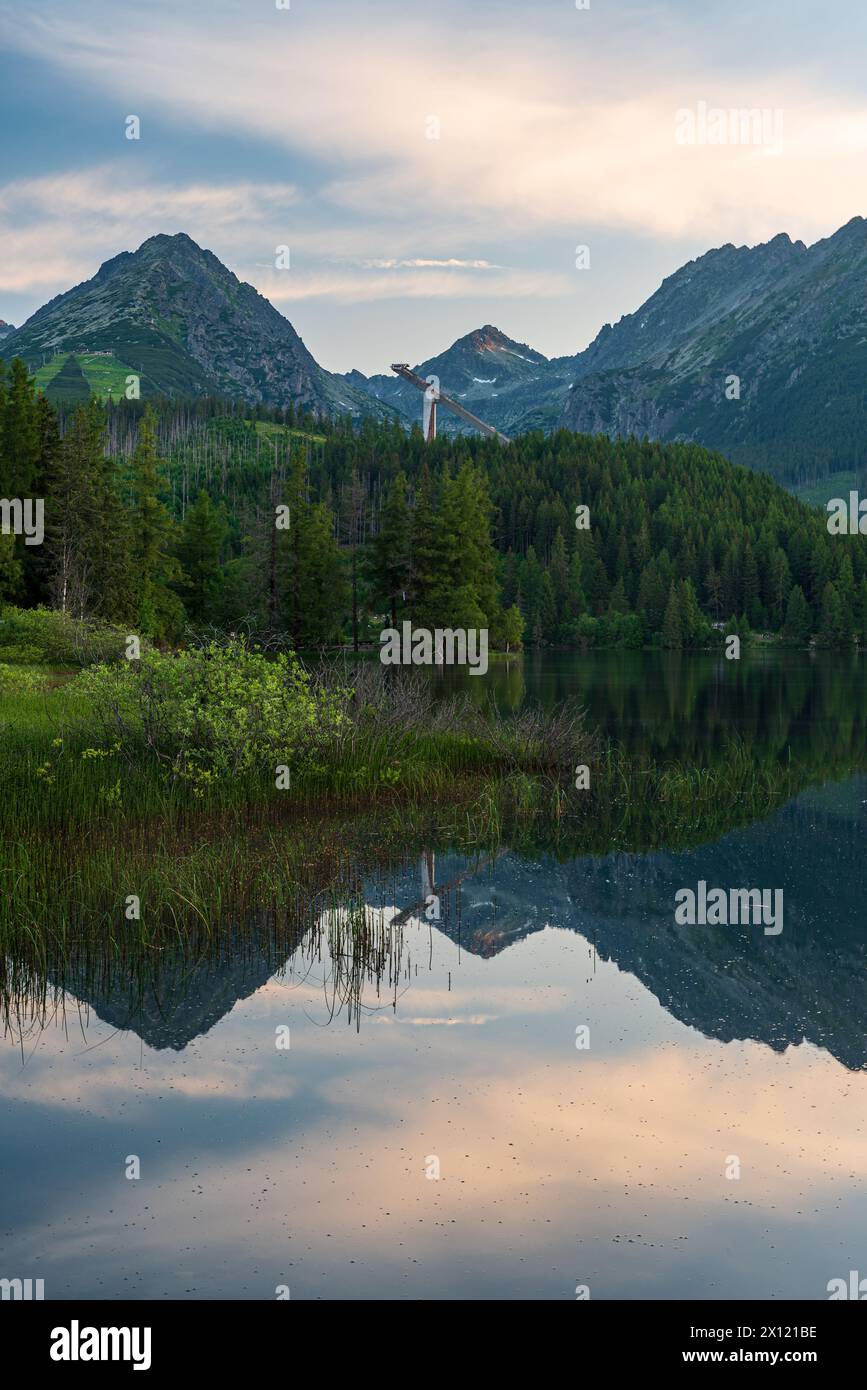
[2,357,865,650]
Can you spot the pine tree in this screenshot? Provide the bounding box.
[176,490,229,623]
[130,406,182,638]
[661,583,683,649]
[372,470,410,626]
[782,584,812,646]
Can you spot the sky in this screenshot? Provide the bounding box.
[1,0,866,375]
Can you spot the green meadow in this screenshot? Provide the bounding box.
[32,351,142,401]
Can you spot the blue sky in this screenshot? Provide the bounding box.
[1,0,865,373]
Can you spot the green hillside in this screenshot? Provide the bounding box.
[253,419,327,445]
[792,470,859,512]
[33,352,142,403]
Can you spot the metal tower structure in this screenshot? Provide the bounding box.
[390,364,511,445]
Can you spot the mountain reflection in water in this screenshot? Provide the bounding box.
[2,652,866,1300]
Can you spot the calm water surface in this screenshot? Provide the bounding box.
[2,652,866,1299]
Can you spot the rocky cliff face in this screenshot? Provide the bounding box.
[2,234,388,418]
[560,218,867,485]
[7,218,867,482]
[343,324,557,436]
[347,218,867,484]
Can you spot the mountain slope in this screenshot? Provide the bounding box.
[3,234,387,419]
[344,325,559,436]
[559,218,867,487]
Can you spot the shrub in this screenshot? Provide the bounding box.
[75,638,347,790]
[0,662,45,694]
[0,605,130,666]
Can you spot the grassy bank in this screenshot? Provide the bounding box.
[0,649,590,834]
[3,619,867,956]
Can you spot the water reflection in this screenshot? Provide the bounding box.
[3,780,866,1299]
[2,654,867,1300]
[7,773,865,1070]
[439,647,867,766]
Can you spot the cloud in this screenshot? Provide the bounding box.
[4,0,867,368]
[0,166,300,296]
[362,259,503,270]
[6,3,867,248]
[262,266,567,305]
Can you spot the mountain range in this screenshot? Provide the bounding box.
[1,233,386,420]
[345,217,867,487]
[560,218,867,488]
[339,324,577,436]
[42,781,867,1068]
[5,219,867,486]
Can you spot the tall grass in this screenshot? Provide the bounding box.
[2,659,865,971]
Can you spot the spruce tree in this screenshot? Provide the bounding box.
[549,528,570,620]
[782,584,812,646]
[409,466,444,629]
[1,358,39,496]
[661,583,683,649]
[500,604,524,652]
[678,578,703,645]
[176,490,229,623]
[278,453,347,647]
[372,470,410,626]
[130,407,182,639]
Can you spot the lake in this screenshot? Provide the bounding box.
[2,650,866,1300]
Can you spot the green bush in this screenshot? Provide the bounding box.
[75,638,347,791]
[0,662,46,694]
[0,605,130,666]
